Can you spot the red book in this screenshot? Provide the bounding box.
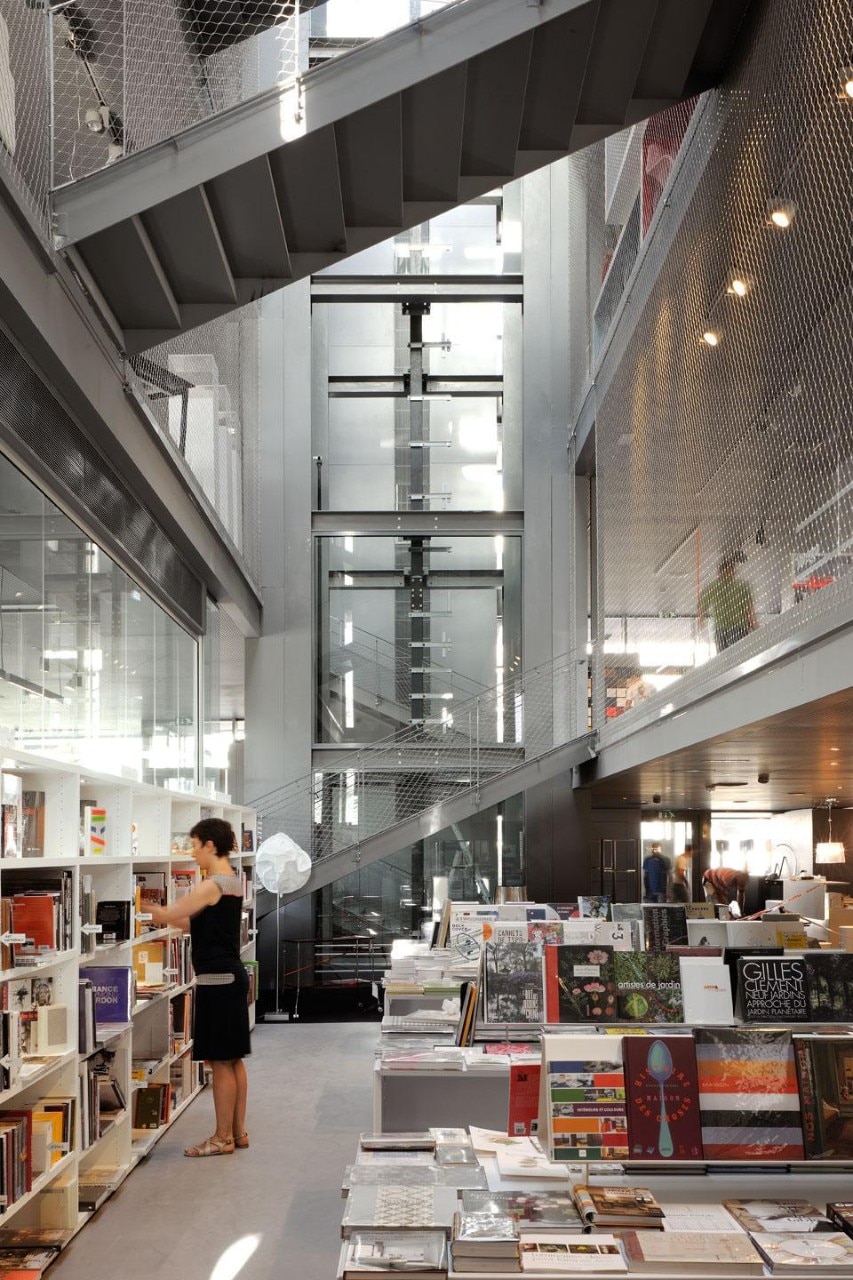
[624,1036,703,1161]
[508,1063,541,1137]
[11,895,57,959]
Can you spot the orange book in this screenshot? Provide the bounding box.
[11,895,56,959]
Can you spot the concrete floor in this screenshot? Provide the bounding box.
[51,1021,379,1280]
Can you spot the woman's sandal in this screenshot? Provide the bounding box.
[234,1132,249,1149]
[184,1136,235,1157]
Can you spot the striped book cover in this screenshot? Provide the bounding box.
[694,1028,804,1161]
[542,1034,629,1162]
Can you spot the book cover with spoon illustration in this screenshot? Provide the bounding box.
[624,1036,704,1159]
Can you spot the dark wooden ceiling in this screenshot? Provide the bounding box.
[586,685,853,811]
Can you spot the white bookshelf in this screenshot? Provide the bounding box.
[0,746,256,1253]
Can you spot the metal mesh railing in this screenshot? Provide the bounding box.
[47,0,463,188]
[253,646,583,866]
[48,0,302,187]
[583,0,853,742]
[0,0,52,231]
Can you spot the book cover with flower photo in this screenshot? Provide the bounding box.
[544,945,616,1023]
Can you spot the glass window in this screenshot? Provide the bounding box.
[0,451,198,784]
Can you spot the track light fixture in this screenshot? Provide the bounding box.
[838,66,853,100]
[701,326,722,347]
[767,198,796,229]
[727,271,751,298]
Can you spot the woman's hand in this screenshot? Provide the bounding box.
[147,903,168,927]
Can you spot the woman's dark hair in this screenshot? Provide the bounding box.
[190,818,236,857]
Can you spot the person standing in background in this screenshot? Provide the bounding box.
[643,842,670,903]
[672,843,694,903]
[698,557,757,651]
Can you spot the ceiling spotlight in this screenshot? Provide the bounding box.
[727,272,751,298]
[838,66,853,99]
[701,327,722,347]
[84,105,110,134]
[767,198,796,229]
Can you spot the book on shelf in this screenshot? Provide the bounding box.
[577,896,610,920]
[80,875,97,956]
[0,1247,59,1274]
[736,955,810,1022]
[802,952,853,1021]
[793,1034,853,1160]
[826,1205,853,1237]
[132,1082,170,1130]
[571,1185,664,1229]
[483,930,544,1023]
[341,1186,459,1237]
[35,1003,68,1055]
[9,893,57,962]
[642,905,688,952]
[241,827,254,853]
[539,1033,629,1163]
[340,1231,447,1279]
[134,874,166,937]
[728,919,810,950]
[562,920,636,952]
[133,940,167,991]
[79,966,134,1025]
[20,791,45,859]
[467,1130,538,1157]
[451,1211,520,1258]
[448,908,500,962]
[77,1164,122,1212]
[80,804,106,856]
[613,952,683,1022]
[519,1235,626,1273]
[695,1026,805,1161]
[543,945,616,1023]
[455,977,481,1049]
[95,900,131,945]
[170,833,192,856]
[460,1191,582,1232]
[748,1231,853,1274]
[623,1035,703,1160]
[620,1229,764,1275]
[78,979,96,1056]
[508,1062,541,1137]
[723,1200,836,1234]
[678,956,735,1024]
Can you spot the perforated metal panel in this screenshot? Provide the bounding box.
[588,0,853,741]
[0,326,204,631]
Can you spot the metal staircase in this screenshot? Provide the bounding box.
[251,647,593,902]
[322,614,490,739]
[48,0,753,353]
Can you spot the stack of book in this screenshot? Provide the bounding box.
[450,1212,520,1272]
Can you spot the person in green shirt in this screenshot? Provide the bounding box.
[697,557,757,651]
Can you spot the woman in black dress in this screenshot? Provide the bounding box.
[149,817,250,1156]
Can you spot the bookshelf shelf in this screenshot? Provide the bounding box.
[0,747,255,1259]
